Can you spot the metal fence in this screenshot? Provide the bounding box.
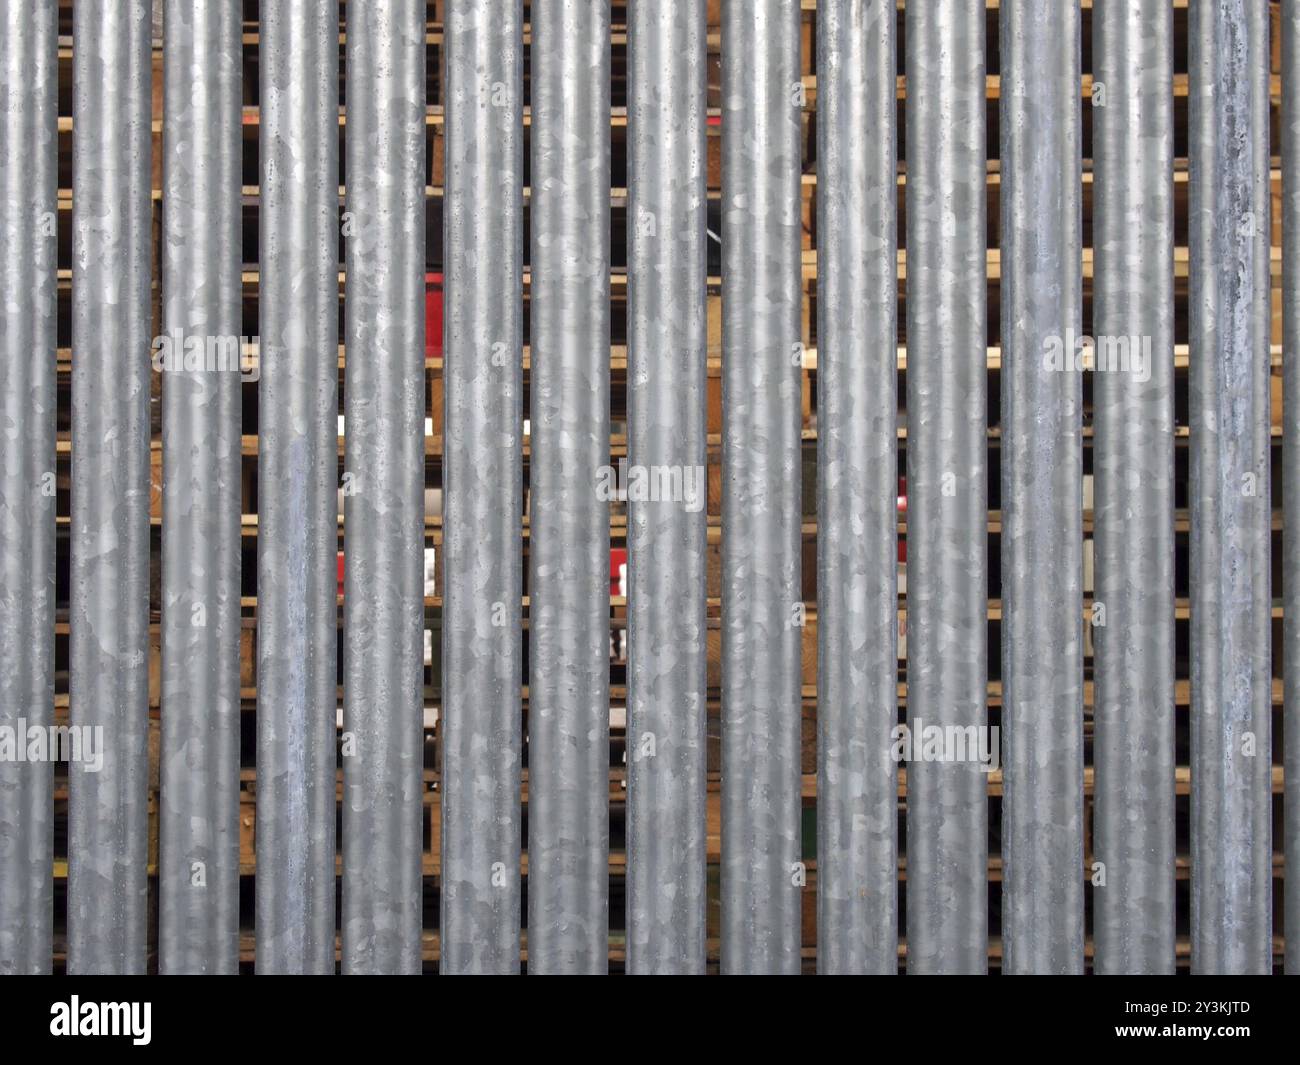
[0,0,1292,975]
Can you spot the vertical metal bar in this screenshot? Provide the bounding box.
[0,0,56,976]
[527,0,611,975]
[625,0,708,975]
[815,0,898,977]
[341,0,426,976]
[67,0,152,976]
[904,0,987,975]
[441,0,523,976]
[1091,0,1176,975]
[256,0,340,974]
[720,0,802,976]
[1284,0,1300,978]
[999,0,1083,975]
[159,0,243,976]
[1188,0,1272,975]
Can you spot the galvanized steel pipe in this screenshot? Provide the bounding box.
[159,0,243,976]
[256,0,340,975]
[1285,0,1300,978]
[341,0,427,976]
[1091,0,1177,975]
[67,0,150,972]
[815,0,898,977]
[1188,0,1272,976]
[527,0,611,975]
[625,0,709,975]
[441,0,524,976]
[999,0,1084,975]
[903,0,988,975]
[67,0,153,976]
[0,0,56,976]
[720,0,803,977]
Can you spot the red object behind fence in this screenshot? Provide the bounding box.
[426,272,443,356]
